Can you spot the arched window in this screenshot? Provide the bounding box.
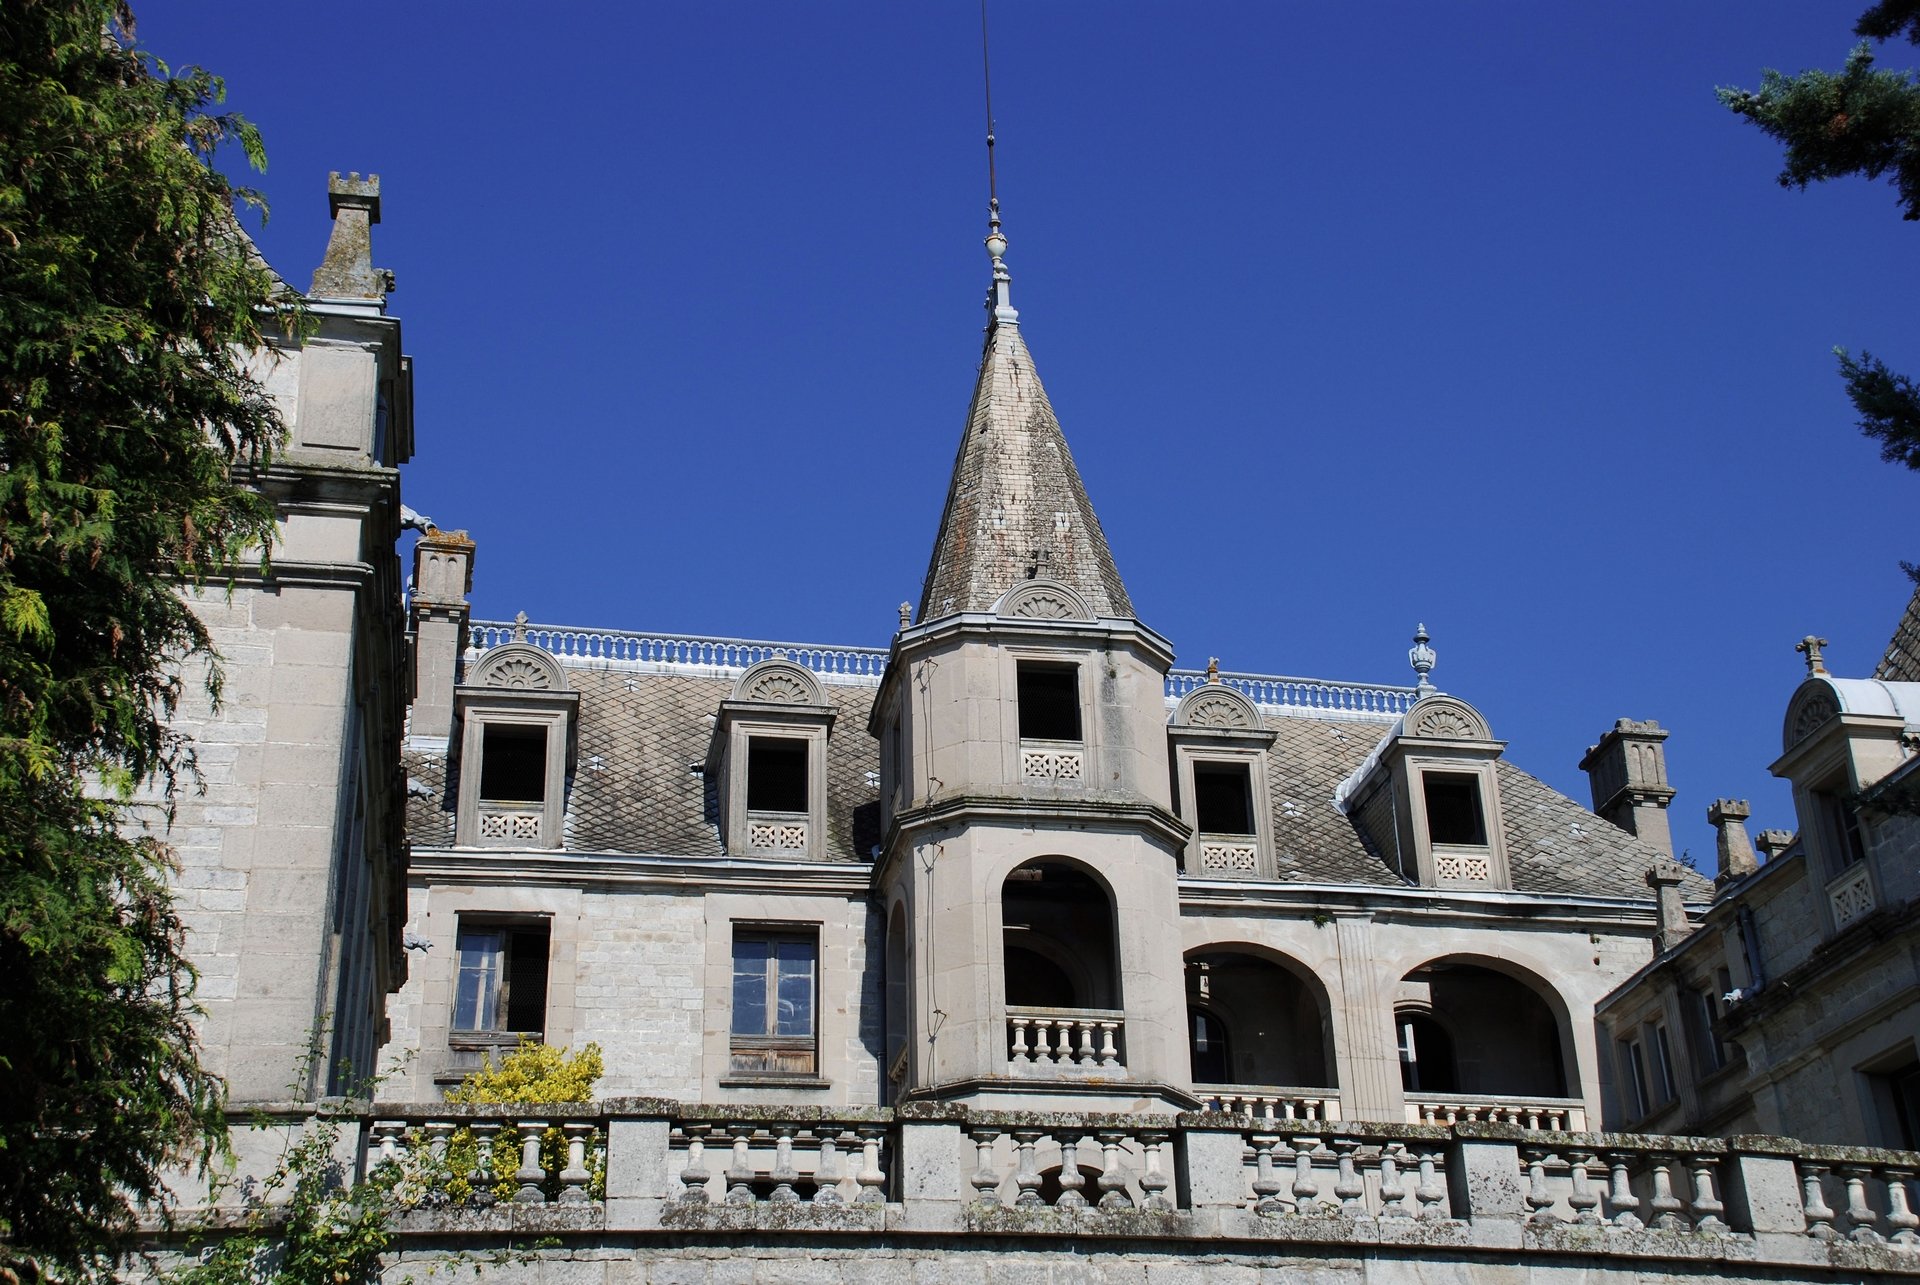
[1397,1012,1457,1093]
[1000,861,1119,1011]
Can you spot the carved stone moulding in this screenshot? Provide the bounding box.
[469,641,567,692]
[1404,694,1492,742]
[1170,683,1262,731]
[732,657,824,706]
[995,578,1097,624]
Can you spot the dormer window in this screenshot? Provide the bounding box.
[1167,683,1277,878]
[715,660,835,860]
[1422,772,1487,847]
[454,642,577,848]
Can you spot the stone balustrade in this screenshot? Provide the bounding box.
[1829,862,1877,932]
[1006,1006,1124,1071]
[474,799,542,844]
[1165,669,1415,718]
[1195,1085,1342,1123]
[1406,1091,1587,1131]
[465,622,890,683]
[163,1104,1920,1277]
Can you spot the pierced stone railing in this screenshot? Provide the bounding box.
[1798,1148,1920,1244]
[1194,1085,1342,1124]
[1829,862,1876,932]
[1019,738,1084,782]
[1232,1124,1457,1220]
[1166,669,1416,719]
[1006,1006,1124,1071]
[1195,835,1259,875]
[1406,1092,1587,1131]
[475,800,542,844]
[466,622,890,683]
[744,810,808,854]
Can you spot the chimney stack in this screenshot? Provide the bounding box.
[1646,858,1694,954]
[1709,798,1757,890]
[1756,829,1796,864]
[1580,719,1677,859]
[311,172,395,300]
[408,527,475,740]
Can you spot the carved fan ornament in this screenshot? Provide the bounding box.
[745,671,811,702]
[1186,693,1253,729]
[1407,697,1490,741]
[998,579,1095,623]
[483,655,552,690]
[1413,707,1474,738]
[1011,592,1076,620]
[1790,689,1841,746]
[731,659,823,705]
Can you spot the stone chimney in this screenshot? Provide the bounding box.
[1709,798,1757,890]
[1646,858,1694,954]
[1756,829,1796,864]
[1579,719,1677,859]
[310,172,395,300]
[408,527,475,740]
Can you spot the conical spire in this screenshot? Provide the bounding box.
[916,231,1133,622]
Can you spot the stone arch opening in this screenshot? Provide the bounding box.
[1001,859,1119,1011]
[1183,947,1335,1088]
[1397,957,1572,1098]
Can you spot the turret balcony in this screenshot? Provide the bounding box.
[1007,1006,1124,1073]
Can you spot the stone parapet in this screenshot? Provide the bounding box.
[155,1101,1920,1278]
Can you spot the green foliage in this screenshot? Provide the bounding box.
[444,1040,604,1105]
[1837,347,1920,470]
[1718,43,1920,219]
[442,1041,606,1203]
[0,0,295,1279]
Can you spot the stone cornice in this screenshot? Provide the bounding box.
[406,847,872,896]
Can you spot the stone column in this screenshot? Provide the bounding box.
[1710,798,1758,890]
[1331,913,1403,1123]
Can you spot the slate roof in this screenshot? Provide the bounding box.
[917,309,1133,622]
[1876,583,1920,684]
[405,655,1686,901]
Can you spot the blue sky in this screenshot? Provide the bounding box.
[144,2,1917,869]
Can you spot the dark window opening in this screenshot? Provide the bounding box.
[1879,1062,1920,1149]
[731,930,818,1076]
[1423,772,1487,846]
[453,922,550,1037]
[1397,1012,1457,1093]
[479,725,547,803]
[747,737,808,812]
[1195,762,1255,835]
[1017,663,1082,741]
[1190,1009,1231,1084]
[1815,789,1868,871]
[1622,1038,1651,1118]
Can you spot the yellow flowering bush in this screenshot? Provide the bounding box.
[435,1039,606,1203]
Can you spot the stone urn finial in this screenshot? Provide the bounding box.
[512,610,529,642]
[1206,656,1219,684]
[1796,635,1831,676]
[1409,624,1437,696]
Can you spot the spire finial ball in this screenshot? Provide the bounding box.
[985,230,1007,260]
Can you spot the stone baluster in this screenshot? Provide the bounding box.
[1333,1140,1366,1218]
[1032,1021,1054,1067]
[1098,1021,1122,1068]
[813,1130,845,1205]
[1251,1135,1287,1215]
[1801,1163,1838,1240]
[855,1127,887,1204]
[1009,1017,1030,1064]
[969,1129,1003,1206]
[1843,1166,1886,1244]
[1055,1133,1088,1209]
[1647,1154,1689,1231]
[1523,1108,1542,1130]
[1566,1151,1601,1227]
[1097,1132,1134,1210]
[424,1121,455,1202]
[515,1120,550,1203]
[1522,1148,1558,1225]
[724,1125,757,1206]
[1377,1144,1411,1219]
[1687,1154,1727,1233]
[558,1122,593,1203]
[1012,1130,1046,1208]
[677,1126,711,1204]
[1290,1137,1323,1215]
[768,1127,801,1204]
[369,1120,405,1172]
[1139,1132,1173,1212]
[1605,1153,1644,1230]
[1076,1020,1098,1067]
[1885,1169,1920,1246]
[1414,1149,1447,1220]
[470,1121,500,1207]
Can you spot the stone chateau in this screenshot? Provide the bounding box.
[156,174,1920,1282]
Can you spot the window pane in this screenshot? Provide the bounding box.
[731,937,771,1037]
[775,939,815,1038]
[454,930,505,1030]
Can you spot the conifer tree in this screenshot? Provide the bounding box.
[0,1,290,1277]
[1720,1,1920,478]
